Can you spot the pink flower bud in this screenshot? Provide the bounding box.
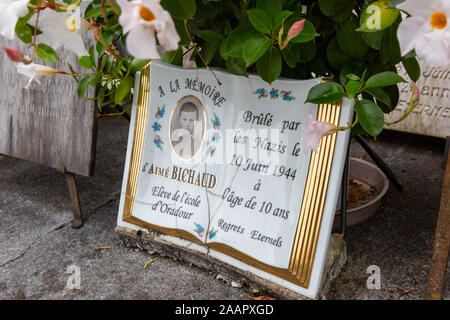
[410,80,420,106]
[280,19,305,49]
[287,19,305,41]
[2,47,25,63]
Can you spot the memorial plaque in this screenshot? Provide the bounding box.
[0,37,97,177]
[117,61,354,298]
[385,62,450,138]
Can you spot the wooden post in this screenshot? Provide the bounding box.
[425,150,450,299]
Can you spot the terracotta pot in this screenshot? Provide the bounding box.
[333,157,389,231]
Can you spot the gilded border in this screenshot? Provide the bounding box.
[122,64,342,288]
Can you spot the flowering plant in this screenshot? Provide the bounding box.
[1,0,448,151]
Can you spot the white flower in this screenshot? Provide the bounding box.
[397,0,450,67]
[0,0,29,40]
[37,7,88,57]
[117,0,180,59]
[16,63,63,88]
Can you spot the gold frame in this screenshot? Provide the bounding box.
[168,95,207,162]
[122,62,342,288]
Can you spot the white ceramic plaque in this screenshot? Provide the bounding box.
[117,61,354,298]
[385,62,450,138]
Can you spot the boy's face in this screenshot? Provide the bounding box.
[179,111,197,133]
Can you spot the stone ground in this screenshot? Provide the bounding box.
[0,116,448,300]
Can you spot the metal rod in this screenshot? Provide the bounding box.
[65,172,84,229]
[442,137,449,169]
[354,135,403,192]
[425,150,450,300]
[341,144,350,236]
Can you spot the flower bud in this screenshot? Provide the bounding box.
[410,80,420,106]
[2,47,25,63]
[280,19,305,49]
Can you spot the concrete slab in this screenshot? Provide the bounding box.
[0,117,448,300]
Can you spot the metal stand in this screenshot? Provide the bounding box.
[56,166,83,228]
[442,137,449,169]
[339,135,404,236]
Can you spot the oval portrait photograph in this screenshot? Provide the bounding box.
[169,95,206,160]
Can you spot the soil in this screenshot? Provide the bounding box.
[347,177,378,209]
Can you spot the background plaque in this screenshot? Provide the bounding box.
[385,61,450,139]
[117,61,354,298]
[0,37,97,177]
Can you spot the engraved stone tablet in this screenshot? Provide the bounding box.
[385,62,450,138]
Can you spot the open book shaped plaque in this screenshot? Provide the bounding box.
[117,61,354,298]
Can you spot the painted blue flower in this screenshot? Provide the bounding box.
[255,88,268,99]
[269,88,279,99]
[212,114,221,129]
[207,229,217,240]
[154,135,163,150]
[153,122,161,132]
[155,106,166,119]
[194,223,205,237]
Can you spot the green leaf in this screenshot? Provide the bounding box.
[346,74,361,81]
[364,87,391,109]
[225,57,248,76]
[357,1,400,32]
[274,10,294,29]
[305,82,345,104]
[15,23,33,44]
[89,46,95,65]
[361,30,384,50]
[114,77,135,104]
[77,76,91,98]
[243,36,271,67]
[199,30,223,42]
[223,25,259,58]
[130,58,151,73]
[36,44,59,63]
[161,0,196,20]
[339,62,366,86]
[105,55,115,72]
[337,16,369,59]
[96,87,105,111]
[78,56,94,69]
[289,20,319,43]
[256,0,282,20]
[297,40,317,63]
[354,99,384,137]
[380,21,401,64]
[84,6,113,19]
[256,46,282,84]
[202,41,220,65]
[327,36,352,70]
[365,71,406,88]
[247,9,272,34]
[161,48,183,66]
[402,57,421,82]
[318,0,355,22]
[281,43,300,68]
[345,80,362,98]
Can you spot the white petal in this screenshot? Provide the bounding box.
[432,0,450,16]
[415,31,450,67]
[126,24,159,59]
[117,0,141,34]
[156,11,180,51]
[11,0,29,16]
[397,0,434,18]
[65,33,89,57]
[397,16,429,56]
